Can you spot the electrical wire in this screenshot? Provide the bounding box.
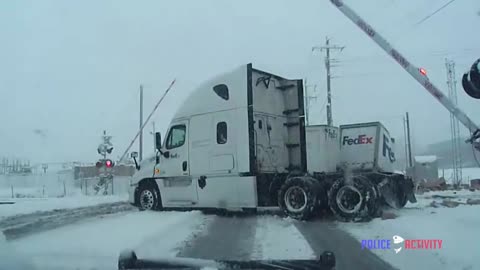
[414,0,459,26]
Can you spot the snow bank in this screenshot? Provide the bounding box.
[0,194,128,219]
[340,190,480,270]
[414,155,437,163]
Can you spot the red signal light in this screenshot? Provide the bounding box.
[419,68,427,76]
[105,160,113,168]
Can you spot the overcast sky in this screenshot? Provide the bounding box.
[1,0,479,164]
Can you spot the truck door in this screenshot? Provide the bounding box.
[158,120,198,206]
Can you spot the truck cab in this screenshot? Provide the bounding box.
[128,63,306,212]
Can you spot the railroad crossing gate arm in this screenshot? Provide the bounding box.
[329,0,480,148]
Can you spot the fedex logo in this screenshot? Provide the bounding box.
[383,134,396,163]
[342,134,373,145]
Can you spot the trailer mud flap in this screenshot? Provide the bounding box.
[378,176,416,209]
[404,177,417,203]
[378,179,400,209]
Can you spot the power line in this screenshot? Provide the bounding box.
[414,0,458,26]
[339,49,478,64]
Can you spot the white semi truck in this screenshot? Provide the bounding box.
[127,63,416,221]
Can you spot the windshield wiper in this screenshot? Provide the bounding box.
[118,250,336,270]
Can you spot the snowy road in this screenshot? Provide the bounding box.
[4,210,397,270]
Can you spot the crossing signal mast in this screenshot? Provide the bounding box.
[95,130,115,195]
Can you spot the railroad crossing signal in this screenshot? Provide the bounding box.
[462,59,480,99]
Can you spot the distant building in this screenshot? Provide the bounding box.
[410,155,439,182]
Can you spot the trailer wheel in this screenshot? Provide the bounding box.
[138,183,162,211]
[328,176,369,222]
[278,176,319,220]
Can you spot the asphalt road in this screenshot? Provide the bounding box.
[176,213,398,270]
[295,219,397,270]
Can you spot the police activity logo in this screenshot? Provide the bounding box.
[361,235,443,254]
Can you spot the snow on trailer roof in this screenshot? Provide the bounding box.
[414,155,437,163]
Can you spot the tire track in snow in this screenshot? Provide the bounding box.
[176,214,257,260]
[250,215,316,260]
[295,219,398,270]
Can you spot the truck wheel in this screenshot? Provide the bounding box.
[138,184,162,211]
[278,176,319,220]
[357,176,381,221]
[328,177,369,222]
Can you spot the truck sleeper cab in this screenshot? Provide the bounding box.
[129,63,306,213]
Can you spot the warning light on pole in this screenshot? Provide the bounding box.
[105,159,113,168]
[419,68,427,76]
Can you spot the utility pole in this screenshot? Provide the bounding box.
[312,37,344,126]
[304,78,318,126]
[446,59,462,187]
[139,85,144,162]
[403,115,409,169]
[405,112,413,167]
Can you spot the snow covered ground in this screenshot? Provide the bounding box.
[4,211,211,270]
[341,189,480,270]
[0,194,128,219]
[0,171,131,220]
[3,212,319,270]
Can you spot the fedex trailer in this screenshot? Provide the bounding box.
[127,63,416,222]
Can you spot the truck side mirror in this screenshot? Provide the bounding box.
[155,132,162,152]
[130,152,140,170]
[163,151,170,158]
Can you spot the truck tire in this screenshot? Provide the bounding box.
[328,176,370,222]
[278,176,319,220]
[137,183,162,211]
[357,176,381,221]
